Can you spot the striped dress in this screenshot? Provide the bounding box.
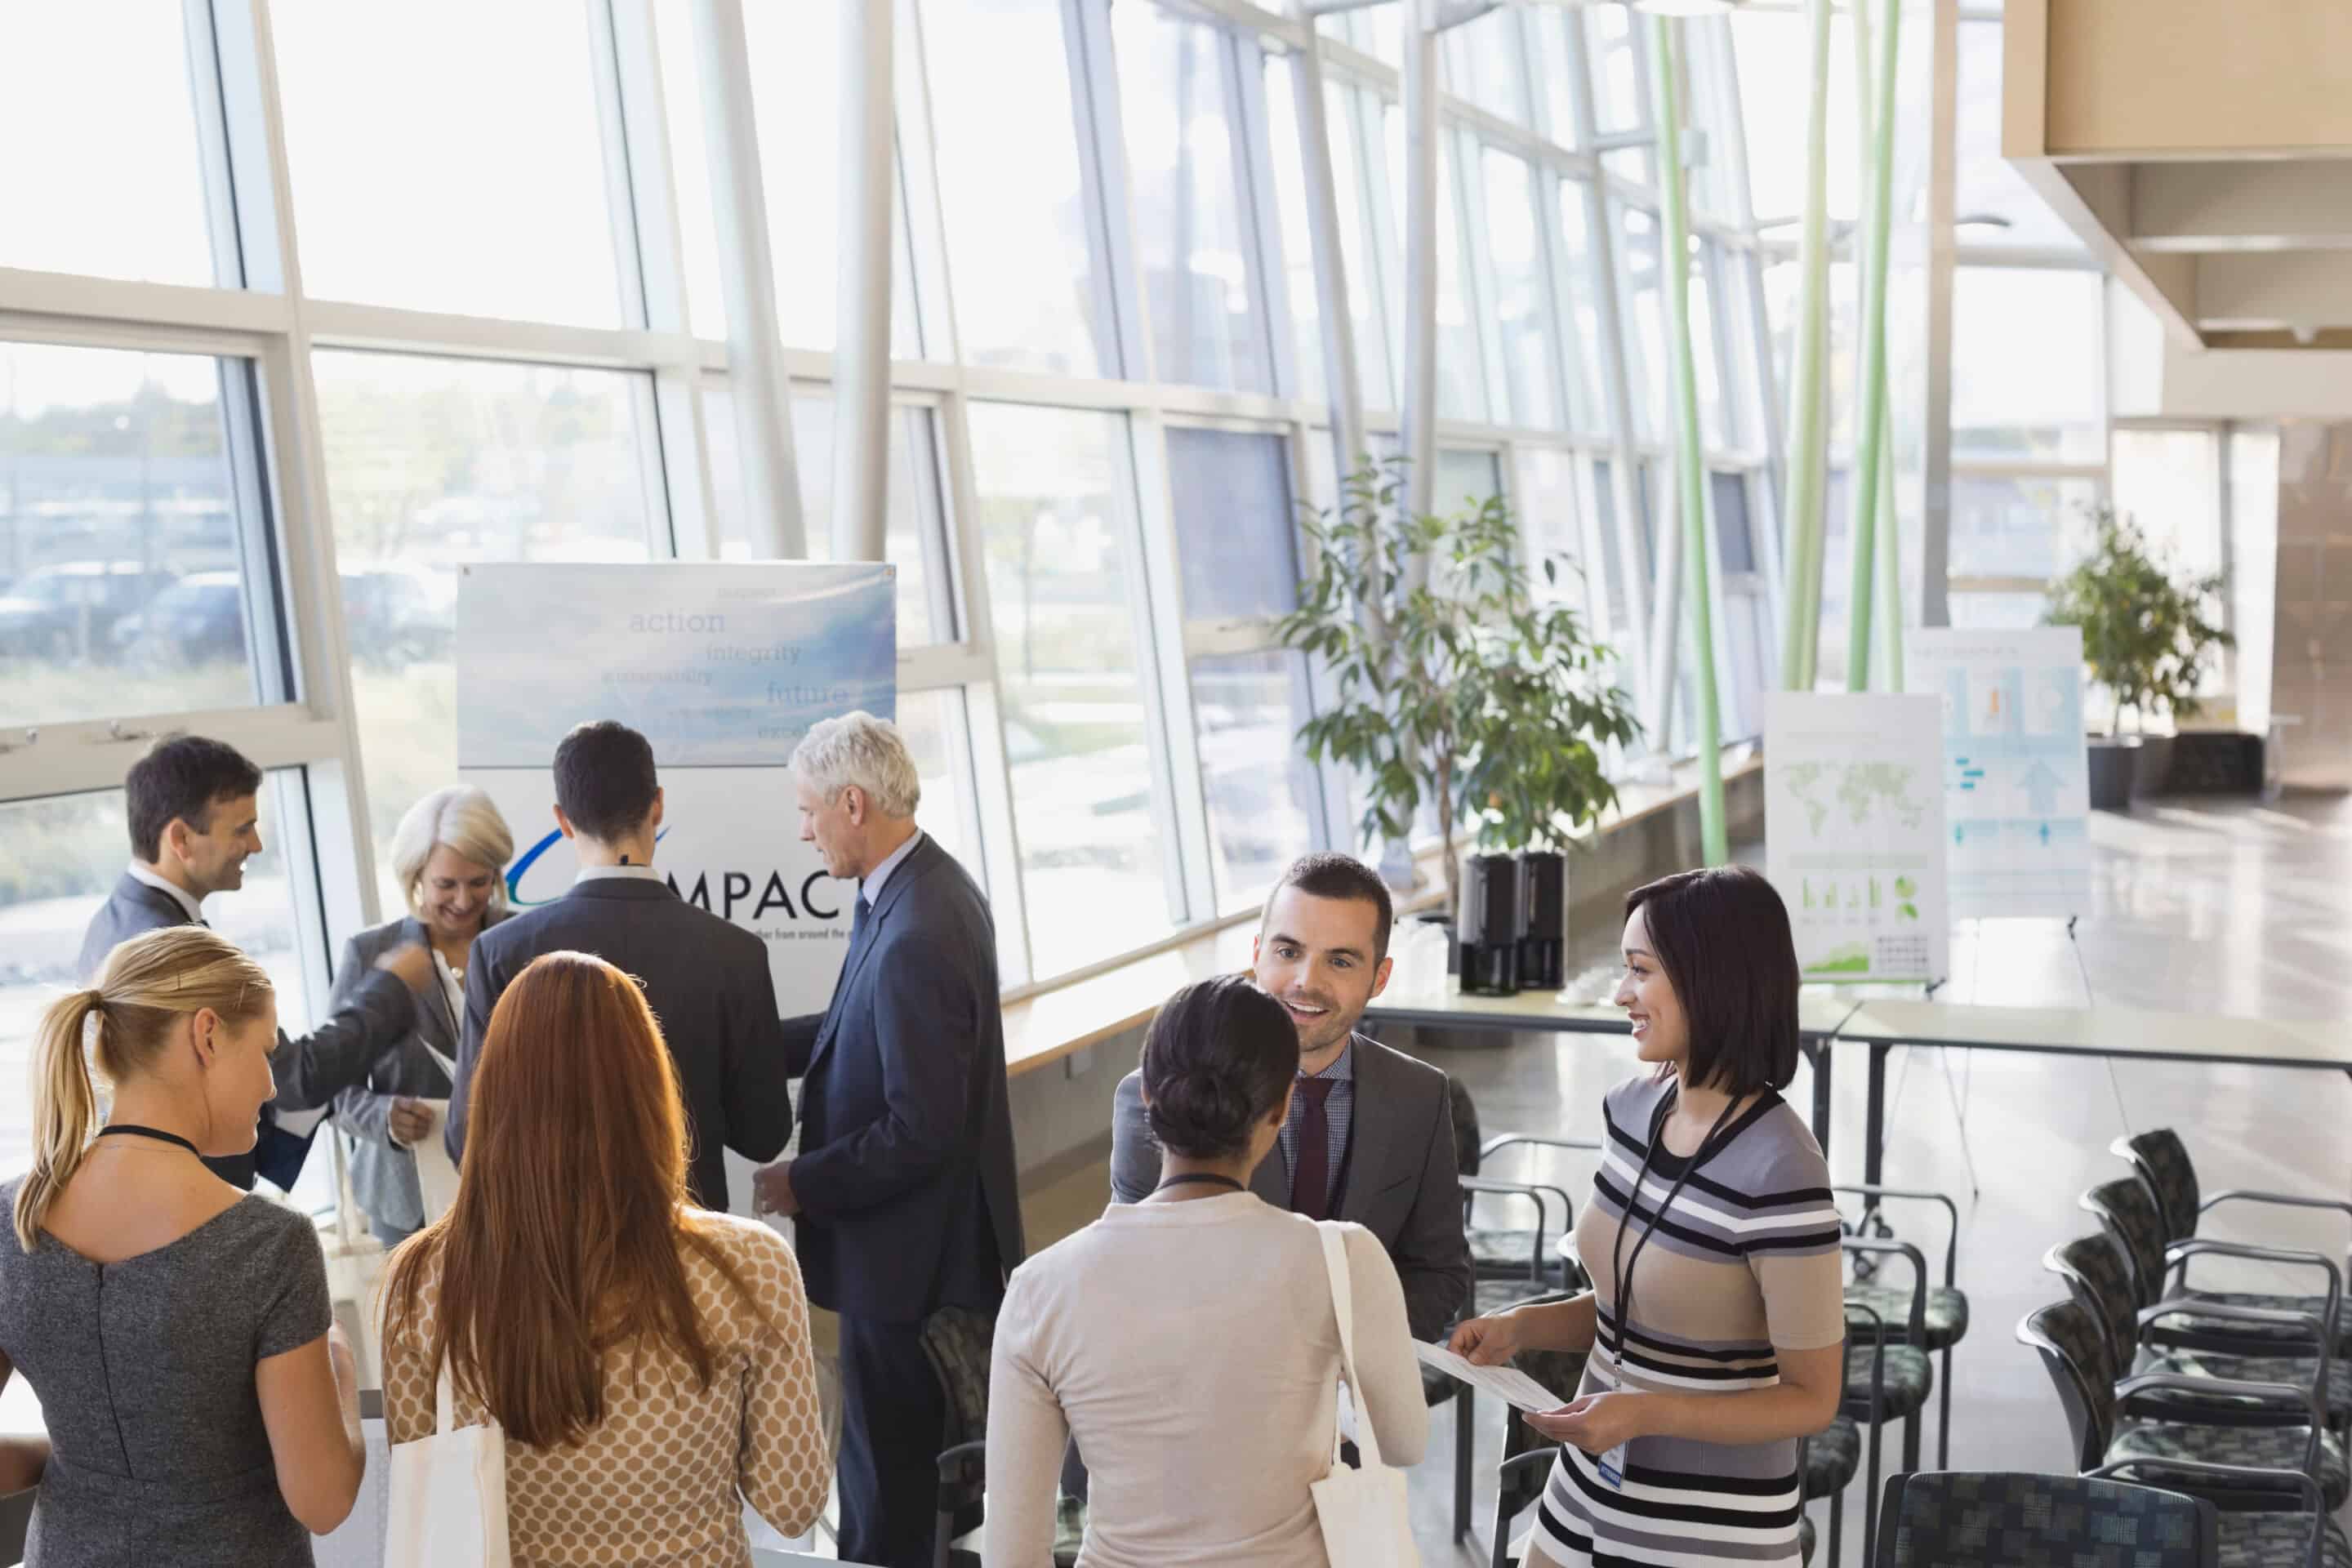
[1526,1075,1845,1568]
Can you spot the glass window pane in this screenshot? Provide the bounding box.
[1948,474,2101,580]
[1956,19,2085,252]
[924,0,1107,376]
[1325,83,1394,412]
[1115,5,1271,394]
[1949,590,2052,630]
[1519,448,1590,619]
[2112,429,2223,579]
[0,342,267,728]
[1166,428,1297,622]
[1383,114,1484,422]
[1731,10,1860,223]
[1262,59,1328,407]
[1484,151,1558,430]
[1192,649,1319,908]
[742,1,920,356]
[1442,10,1530,127]
[967,403,1175,977]
[0,779,316,1183]
[1531,13,1583,149]
[897,686,979,886]
[1592,457,1632,638]
[1588,9,1652,185]
[273,0,625,326]
[1616,203,1668,442]
[0,4,216,286]
[653,0,726,337]
[1711,471,1757,574]
[1435,449,1503,513]
[728,395,944,647]
[1953,269,2105,462]
[1690,246,1728,448]
[1557,180,1606,433]
[314,352,657,898]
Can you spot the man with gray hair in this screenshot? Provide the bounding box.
[754,710,1022,1568]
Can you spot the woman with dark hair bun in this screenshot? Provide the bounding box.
[1448,866,1845,1566]
[983,975,1426,1566]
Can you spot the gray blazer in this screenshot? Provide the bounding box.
[1109,1033,1471,1341]
[77,871,417,1190]
[329,913,501,1236]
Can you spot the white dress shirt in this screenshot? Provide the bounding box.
[127,862,205,923]
[860,828,924,906]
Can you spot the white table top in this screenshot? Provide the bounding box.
[1366,984,1860,1039]
[1834,996,2352,1070]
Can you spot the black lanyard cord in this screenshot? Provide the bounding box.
[96,1124,203,1158]
[1606,1085,1744,1367]
[1152,1172,1246,1196]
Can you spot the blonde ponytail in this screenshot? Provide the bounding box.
[12,927,274,1250]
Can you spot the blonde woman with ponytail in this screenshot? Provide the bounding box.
[0,925,366,1566]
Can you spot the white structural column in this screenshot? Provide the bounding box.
[690,0,804,558]
[1397,0,1441,523]
[835,0,896,563]
[1921,0,1958,627]
[1288,29,1370,495]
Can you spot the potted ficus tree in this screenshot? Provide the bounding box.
[1275,458,1642,987]
[2042,504,2232,811]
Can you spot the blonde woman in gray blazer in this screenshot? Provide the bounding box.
[330,786,512,1248]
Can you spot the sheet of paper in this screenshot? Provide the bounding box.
[1414,1340,1569,1414]
[410,1098,459,1222]
[274,1105,332,1138]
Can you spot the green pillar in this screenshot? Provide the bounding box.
[1844,0,1901,692]
[1650,17,1727,867]
[1780,0,1835,693]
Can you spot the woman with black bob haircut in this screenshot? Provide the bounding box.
[1448,866,1845,1566]
[982,975,1426,1566]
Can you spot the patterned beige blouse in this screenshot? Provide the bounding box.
[382,1212,830,1568]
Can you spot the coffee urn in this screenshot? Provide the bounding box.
[1457,852,1526,996]
[1516,850,1566,991]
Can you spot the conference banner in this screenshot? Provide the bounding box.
[1764,691,1949,983]
[455,562,895,1208]
[1905,627,2091,921]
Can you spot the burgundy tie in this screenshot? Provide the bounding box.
[1291,1077,1337,1221]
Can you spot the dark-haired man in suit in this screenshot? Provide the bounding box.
[444,719,795,1210]
[79,733,430,1188]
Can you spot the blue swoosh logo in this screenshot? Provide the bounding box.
[507,826,670,906]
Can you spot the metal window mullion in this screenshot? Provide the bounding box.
[1228,29,1295,401]
[896,0,960,367]
[934,388,1035,987]
[835,0,896,562]
[583,0,653,332]
[1062,0,1148,384]
[1457,128,1512,429]
[1740,247,1789,667]
[1350,83,1403,413]
[1123,412,1214,924]
[1530,163,1583,438]
[654,370,719,560]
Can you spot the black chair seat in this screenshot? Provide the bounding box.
[1470,1227,1561,1282]
[1842,1343,1934,1422]
[1802,1414,1861,1495]
[2149,1346,2352,1419]
[1798,1511,1816,1566]
[2109,1423,2349,1512]
[1423,1362,1461,1406]
[2178,1289,2352,1358]
[1846,1283,1970,1351]
[1473,1276,1560,1318]
[2215,1509,2352,1568]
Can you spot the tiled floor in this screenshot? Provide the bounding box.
[1024,791,2352,1566]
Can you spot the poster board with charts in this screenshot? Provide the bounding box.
[1765,692,1949,982]
[1905,626,2091,920]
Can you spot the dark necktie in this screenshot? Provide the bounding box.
[824,892,873,1022]
[1291,1077,1337,1222]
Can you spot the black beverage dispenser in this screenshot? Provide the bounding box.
[1457,852,1526,997]
[1517,849,1566,991]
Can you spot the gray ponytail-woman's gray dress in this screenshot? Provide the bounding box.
[0,1181,332,1566]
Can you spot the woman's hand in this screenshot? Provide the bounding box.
[1526,1391,1654,1454]
[387,1097,437,1147]
[1448,1312,1526,1367]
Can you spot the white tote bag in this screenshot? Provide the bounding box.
[383,1358,512,1568]
[1307,1223,1422,1568]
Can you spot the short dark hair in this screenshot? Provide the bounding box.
[126,735,263,862]
[1267,853,1395,961]
[1624,866,1800,1098]
[1141,975,1299,1160]
[552,721,659,843]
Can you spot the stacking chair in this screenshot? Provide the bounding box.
[0,1486,28,1568]
[1840,1235,1928,1554]
[1873,1471,2216,1568]
[2020,1298,2350,1566]
[1449,1080,1593,1292]
[2082,1176,2344,1404]
[1835,1182,1969,1466]
[2116,1129,2352,1360]
[923,1303,1025,1568]
[1487,1450,1821,1566]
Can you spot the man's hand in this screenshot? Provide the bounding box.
[374,942,434,993]
[752,1161,800,1218]
[387,1097,436,1148]
[1525,1391,1654,1454]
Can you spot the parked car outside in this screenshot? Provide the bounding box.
[0,562,178,662]
[114,572,247,668]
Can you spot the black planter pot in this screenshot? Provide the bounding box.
[2087,736,2141,813]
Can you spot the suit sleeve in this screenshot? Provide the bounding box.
[270,967,416,1112]
[325,937,399,1147]
[1107,1071,1158,1205]
[1389,1079,1473,1341]
[721,945,795,1164]
[444,934,501,1165]
[787,933,978,1218]
[779,1011,823,1079]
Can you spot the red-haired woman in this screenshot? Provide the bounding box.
[379,950,828,1566]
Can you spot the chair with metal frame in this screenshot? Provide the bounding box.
[1872,1469,2218,1568]
[1834,1180,1968,1466]
[2020,1298,2349,1568]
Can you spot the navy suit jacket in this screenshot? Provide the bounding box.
[785,835,1023,1322]
[446,875,795,1211]
[76,871,416,1189]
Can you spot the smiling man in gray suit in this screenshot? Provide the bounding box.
[1108,853,1470,1339]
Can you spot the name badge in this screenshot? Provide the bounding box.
[1595,1442,1628,1490]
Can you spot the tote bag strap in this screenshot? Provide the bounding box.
[1314,1221,1387,1472]
[434,1359,457,1437]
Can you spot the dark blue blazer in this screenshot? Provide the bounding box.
[446,875,795,1212]
[786,835,1022,1321]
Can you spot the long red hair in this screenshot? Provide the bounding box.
[383,950,765,1447]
